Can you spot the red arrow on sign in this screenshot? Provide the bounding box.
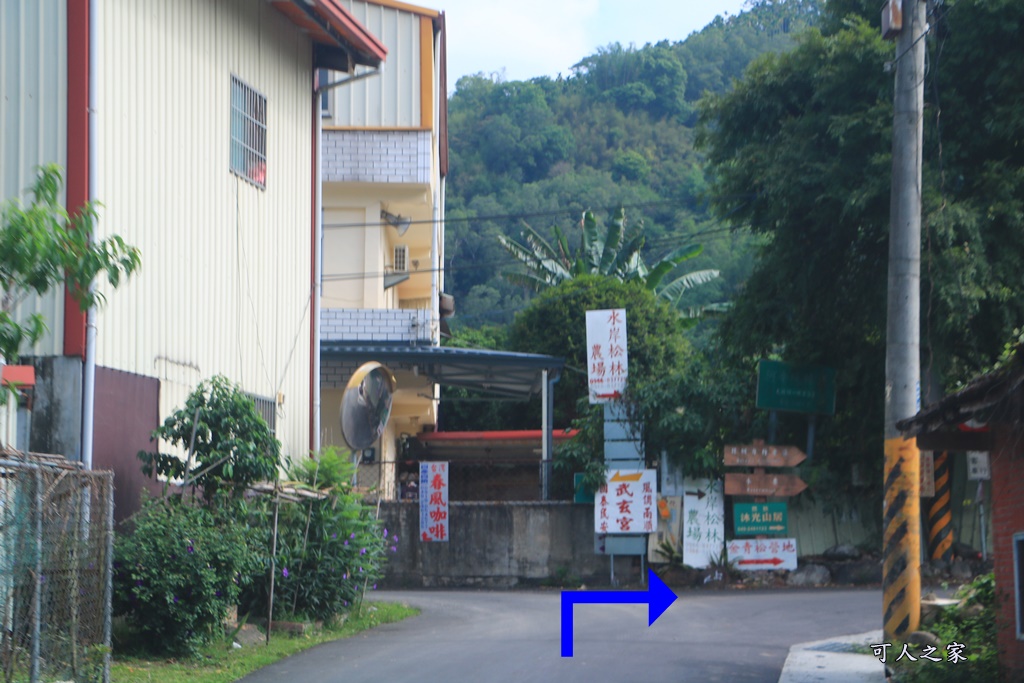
[593,391,623,400]
[737,557,785,567]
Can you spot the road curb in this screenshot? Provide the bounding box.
[778,630,887,683]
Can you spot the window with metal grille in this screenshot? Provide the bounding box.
[393,245,409,273]
[230,75,267,188]
[247,392,277,436]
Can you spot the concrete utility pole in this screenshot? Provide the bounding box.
[883,0,927,642]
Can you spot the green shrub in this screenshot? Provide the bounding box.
[240,449,395,624]
[113,497,262,657]
[893,573,1000,682]
[137,375,282,501]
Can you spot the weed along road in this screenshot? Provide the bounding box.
[237,587,880,683]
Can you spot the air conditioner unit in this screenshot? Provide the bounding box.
[393,245,409,273]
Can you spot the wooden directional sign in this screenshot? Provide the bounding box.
[724,472,807,498]
[723,441,807,468]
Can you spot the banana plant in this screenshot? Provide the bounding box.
[498,207,721,317]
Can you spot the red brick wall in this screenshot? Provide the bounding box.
[990,425,1024,677]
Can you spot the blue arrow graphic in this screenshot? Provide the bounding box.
[560,568,677,657]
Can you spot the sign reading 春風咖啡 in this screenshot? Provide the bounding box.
[420,461,449,542]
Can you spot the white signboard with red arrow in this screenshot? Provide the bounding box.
[682,477,724,568]
[727,538,798,571]
[586,308,628,404]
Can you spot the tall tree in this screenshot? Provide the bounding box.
[698,0,1024,490]
[697,18,895,487]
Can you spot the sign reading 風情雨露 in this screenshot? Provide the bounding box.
[586,309,628,404]
[420,461,449,542]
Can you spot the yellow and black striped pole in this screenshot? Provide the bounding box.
[928,451,953,562]
[882,0,926,643]
[883,438,921,639]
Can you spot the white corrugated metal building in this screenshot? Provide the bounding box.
[1,0,386,518]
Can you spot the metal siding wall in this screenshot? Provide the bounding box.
[1,0,67,357]
[333,0,420,127]
[92,0,312,460]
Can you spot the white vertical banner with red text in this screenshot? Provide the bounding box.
[419,461,449,542]
[595,469,657,534]
[586,308,629,403]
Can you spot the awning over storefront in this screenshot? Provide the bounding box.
[320,342,563,399]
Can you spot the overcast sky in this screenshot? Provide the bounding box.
[435,0,751,90]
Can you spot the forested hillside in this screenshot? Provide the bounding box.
[444,0,822,326]
[441,0,1024,500]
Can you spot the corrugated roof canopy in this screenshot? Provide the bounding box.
[896,349,1024,450]
[321,342,564,399]
[271,0,387,70]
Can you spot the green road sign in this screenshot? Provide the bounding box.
[733,502,788,536]
[756,359,836,415]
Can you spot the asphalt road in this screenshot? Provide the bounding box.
[237,587,881,683]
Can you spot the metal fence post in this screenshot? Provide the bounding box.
[103,476,114,683]
[30,466,42,683]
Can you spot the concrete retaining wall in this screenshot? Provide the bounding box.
[379,501,634,588]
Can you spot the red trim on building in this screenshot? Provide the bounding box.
[1,365,36,388]
[270,0,387,66]
[310,74,318,457]
[418,430,579,443]
[64,0,90,358]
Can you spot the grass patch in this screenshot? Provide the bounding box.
[111,601,419,683]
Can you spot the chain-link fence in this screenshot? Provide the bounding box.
[354,458,574,503]
[0,451,113,683]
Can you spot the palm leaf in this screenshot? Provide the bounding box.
[581,211,602,271]
[656,268,720,303]
[611,233,646,280]
[644,244,704,289]
[598,208,626,274]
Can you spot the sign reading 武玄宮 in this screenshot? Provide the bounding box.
[586,309,628,403]
[419,461,449,542]
[733,502,788,536]
[727,538,798,571]
[594,469,656,534]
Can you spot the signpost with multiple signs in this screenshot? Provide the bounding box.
[420,461,449,542]
[723,440,807,571]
